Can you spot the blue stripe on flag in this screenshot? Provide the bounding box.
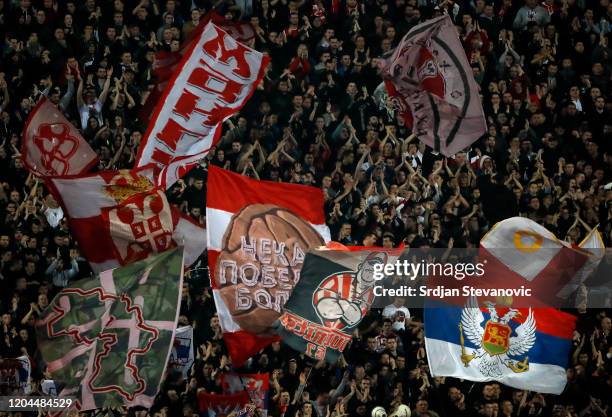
[424,306,572,368]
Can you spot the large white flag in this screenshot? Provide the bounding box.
[378,15,486,156]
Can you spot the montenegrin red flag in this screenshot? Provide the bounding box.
[22,97,98,177]
[136,22,268,189]
[378,15,486,156]
[47,166,206,273]
[206,166,330,365]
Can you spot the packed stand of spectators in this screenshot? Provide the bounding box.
[0,0,611,416]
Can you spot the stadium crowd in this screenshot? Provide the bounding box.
[0,0,611,416]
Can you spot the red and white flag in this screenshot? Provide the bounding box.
[206,166,330,365]
[47,166,206,273]
[378,15,486,156]
[221,373,269,415]
[136,22,268,189]
[22,97,98,177]
[198,391,250,417]
[141,12,255,123]
[479,217,604,305]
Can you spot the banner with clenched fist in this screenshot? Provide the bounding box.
[206,166,330,365]
[277,247,400,363]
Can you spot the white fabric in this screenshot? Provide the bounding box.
[425,337,568,394]
[44,206,64,228]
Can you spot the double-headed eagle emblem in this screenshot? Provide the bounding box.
[459,297,536,377]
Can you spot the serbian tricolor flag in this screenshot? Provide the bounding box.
[136,22,268,190]
[206,165,330,365]
[378,15,486,156]
[221,373,269,416]
[478,217,604,306]
[424,298,576,394]
[198,391,250,417]
[47,166,205,273]
[22,97,98,177]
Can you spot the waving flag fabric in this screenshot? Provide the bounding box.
[168,325,195,378]
[47,166,205,273]
[277,247,401,363]
[0,356,32,394]
[22,97,98,177]
[221,373,269,416]
[480,217,604,303]
[141,12,255,124]
[378,15,486,156]
[199,391,250,417]
[36,249,184,410]
[136,22,268,189]
[424,299,576,394]
[206,165,330,365]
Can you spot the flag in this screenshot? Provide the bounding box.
[424,297,576,394]
[136,22,269,189]
[277,248,400,363]
[0,356,31,394]
[42,379,59,396]
[221,373,269,416]
[206,165,330,365]
[141,11,255,124]
[168,325,195,378]
[21,97,98,177]
[47,166,205,273]
[378,15,486,156]
[35,248,184,410]
[198,391,250,417]
[480,217,604,304]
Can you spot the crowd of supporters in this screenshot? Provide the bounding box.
[0,0,611,416]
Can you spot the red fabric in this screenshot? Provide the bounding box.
[47,166,205,271]
[198,389,250,413]
[22,97,98,177]
[207,166,328,366]
[207,165,326,224]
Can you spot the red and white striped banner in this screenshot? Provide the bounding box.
[136,22,268,189]
[206,166,330,365]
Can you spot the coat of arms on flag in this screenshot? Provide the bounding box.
[425,297,577,394]
[459,297,534,376]
[48,166,205,273]
[35,249,184,410]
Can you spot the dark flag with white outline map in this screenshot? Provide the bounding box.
[35,248,184,411]
[378,15,486,156]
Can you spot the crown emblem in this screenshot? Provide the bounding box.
[103,172,154,204]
